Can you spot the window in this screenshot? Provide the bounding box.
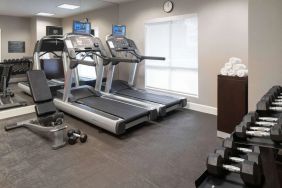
[77,54,97,80]
[145,14,198,96]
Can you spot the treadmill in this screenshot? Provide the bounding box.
[54,33,157,135]
[18,35,67,96]
[105,34,187,117]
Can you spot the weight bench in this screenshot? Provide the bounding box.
[0,64,26,110]
[5,70,67,149]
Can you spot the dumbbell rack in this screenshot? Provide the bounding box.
[232,133,282,149]
[196,86,282,187]
[2,59,32,83]
[196,147,281,187]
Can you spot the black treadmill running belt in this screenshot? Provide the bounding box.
[117,89,181,107]
[77,97,149,123]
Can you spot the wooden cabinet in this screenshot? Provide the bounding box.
[217,75,248,136]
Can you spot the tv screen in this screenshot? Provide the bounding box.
[112,25,126,36]
[73,21,91,34]
[46,26,63,36]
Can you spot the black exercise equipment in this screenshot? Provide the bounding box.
[222,137,261,154]
[0,64,27,110]
[18,36,65,96]
[105,35,187,117]
[215,147,262,166]
[234,123,282,143]
[2,58,32,75]
[207,153,263,186]
[67,129,87,145]
[240,121,271,132]
[54,33,156,135]
[257,87,282,112]
[243,111,282,127]
[5,70,67,149]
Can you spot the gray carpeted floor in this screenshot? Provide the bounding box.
[0,107,219,188]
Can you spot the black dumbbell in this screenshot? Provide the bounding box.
[215,147,262,167]
[265,86,282,99]
[207,153,262,186]
[257,89,282,112]
[243,111,282,127]
[257,99,282,112]
[240,121,270,132]
[67,129,87,145]
[222,137,260,154]
[234,124,282,143]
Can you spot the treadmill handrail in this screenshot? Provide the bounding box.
[129,51,165,62]
[69,49,139,66]
[69,59,97,69]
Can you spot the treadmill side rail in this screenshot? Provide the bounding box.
[54,98,127,135]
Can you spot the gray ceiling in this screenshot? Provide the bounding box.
[0,0,136,18]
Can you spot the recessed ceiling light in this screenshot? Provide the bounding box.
[58,4,80,10]
[36,12,54,16]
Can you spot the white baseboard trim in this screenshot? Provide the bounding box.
[185,102,217,115]
[0,105,35,120]
[217,131,231,139]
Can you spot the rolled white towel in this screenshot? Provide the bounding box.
[229,57,242,65]
[220,67,229,75]
[224,62,233,70]
[237,69,248,77]
[227,69,236,76]
[233,63,247,72]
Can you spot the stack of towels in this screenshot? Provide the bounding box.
[220,57,248,77]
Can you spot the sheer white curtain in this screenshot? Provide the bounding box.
[145,15,198,96]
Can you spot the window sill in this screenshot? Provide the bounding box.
[145,87,199,99]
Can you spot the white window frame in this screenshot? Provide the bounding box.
[144,14,199,98]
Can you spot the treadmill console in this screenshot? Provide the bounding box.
[64,34,107,58]
[107,37,137,52]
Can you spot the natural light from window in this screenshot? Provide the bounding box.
[145,14,198,96]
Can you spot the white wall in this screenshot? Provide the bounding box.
[36,17,62,40]
[249,0,282,110]
[0,15,32,59]
[29,16,62,49]
[0,16,62,60]
[62,5,119,47]
[118,0,248,108]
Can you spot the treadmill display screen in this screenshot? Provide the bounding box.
[112,25,126,36]
[71,36,94,49]
[73,21,91,34]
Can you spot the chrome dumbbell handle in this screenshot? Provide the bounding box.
[272,102,282,106]
[255,121,276,127]
[249,127,271,132]
[269,106,282,111]
[275,99,282,102]
[222,165,240,173]
[229,157,245,163]
[258,117,278,122]
[237,147,252,153]
[246,131,270,137]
